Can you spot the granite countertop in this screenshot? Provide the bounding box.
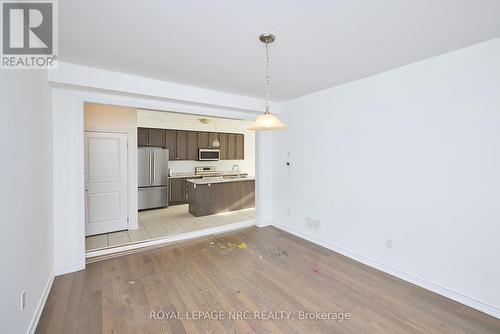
[169,171,248,179]
[186,175,255,185]
[169,172,200,179]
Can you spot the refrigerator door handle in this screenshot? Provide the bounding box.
[149,153,152,184]
[152,153,155,183]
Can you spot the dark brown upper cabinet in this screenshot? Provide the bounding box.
[197,132,208,149]
[236,134,244,160]
[219,133,228,160]
[137,127,165,147]
[187,131,198,160]
[228,134,237,159]
[139,127,243,161]
[137,127,149,147]
[176,130,188,160]
[165,129,177,160]
[149,129,165,147]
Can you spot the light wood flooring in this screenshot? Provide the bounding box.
[39,227,500,334]
[85,204,256,252]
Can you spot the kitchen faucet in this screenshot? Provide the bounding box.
[232,164,240,177]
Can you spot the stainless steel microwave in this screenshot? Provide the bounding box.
[198,148,220,161]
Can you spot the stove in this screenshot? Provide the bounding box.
[195,166,220,176]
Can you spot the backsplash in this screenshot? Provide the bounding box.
[168,160,253,175]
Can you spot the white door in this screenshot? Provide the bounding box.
[85,131,128,236]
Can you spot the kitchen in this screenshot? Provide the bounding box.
[85,105,256,253]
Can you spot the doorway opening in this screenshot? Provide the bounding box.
[83,104,256,257]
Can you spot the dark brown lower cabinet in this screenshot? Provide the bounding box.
[169,178,187,205]
[188,180,255,217]
[168,177,202,205]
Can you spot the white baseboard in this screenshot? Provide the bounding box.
[255,219,275,228]
[272,222,500,319]
[27,273,54,334]
[53,262,85,276]
[86,220,255,258]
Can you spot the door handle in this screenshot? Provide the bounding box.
[152,154,155,183]
[149,153,152,184]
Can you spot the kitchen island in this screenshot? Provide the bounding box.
[186,177,255,217]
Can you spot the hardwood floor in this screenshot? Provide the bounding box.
[39,227,500,334]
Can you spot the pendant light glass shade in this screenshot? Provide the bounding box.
[248,111,287,130]
[212,119,220,146]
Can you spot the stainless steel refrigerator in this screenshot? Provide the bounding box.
[138,148,168,210]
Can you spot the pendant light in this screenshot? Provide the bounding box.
[212,119,220,147]
[248,33,287,131]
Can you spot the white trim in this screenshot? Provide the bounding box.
[86,219,256,258]
[54,262,85,276]
[27,273,54,334]
[254,131,274,227]
[272,222,500,320]
[49,62,281,114]
[77,97,87,271]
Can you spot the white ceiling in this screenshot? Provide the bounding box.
[60,0,500,101]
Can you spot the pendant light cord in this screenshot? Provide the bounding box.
[265,42,270,114]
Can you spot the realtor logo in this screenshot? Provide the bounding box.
[1,0,58,68]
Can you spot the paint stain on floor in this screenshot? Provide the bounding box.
[270,248,288,257]
[208,240,248,254]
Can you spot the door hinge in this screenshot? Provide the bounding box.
[127,216,129,222]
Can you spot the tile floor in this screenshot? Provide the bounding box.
[85,204,256,252]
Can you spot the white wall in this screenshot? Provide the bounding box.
[0,71,53,333]
[137,109,255,175]
[272,38,500,318]
[84,103,138,229]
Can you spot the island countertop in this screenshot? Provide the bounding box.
[170,171,249,179]
[186,176,255,186]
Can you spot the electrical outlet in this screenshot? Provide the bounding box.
[21,291,26,311]
[386,239,393,250]
[306,217,320,230]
